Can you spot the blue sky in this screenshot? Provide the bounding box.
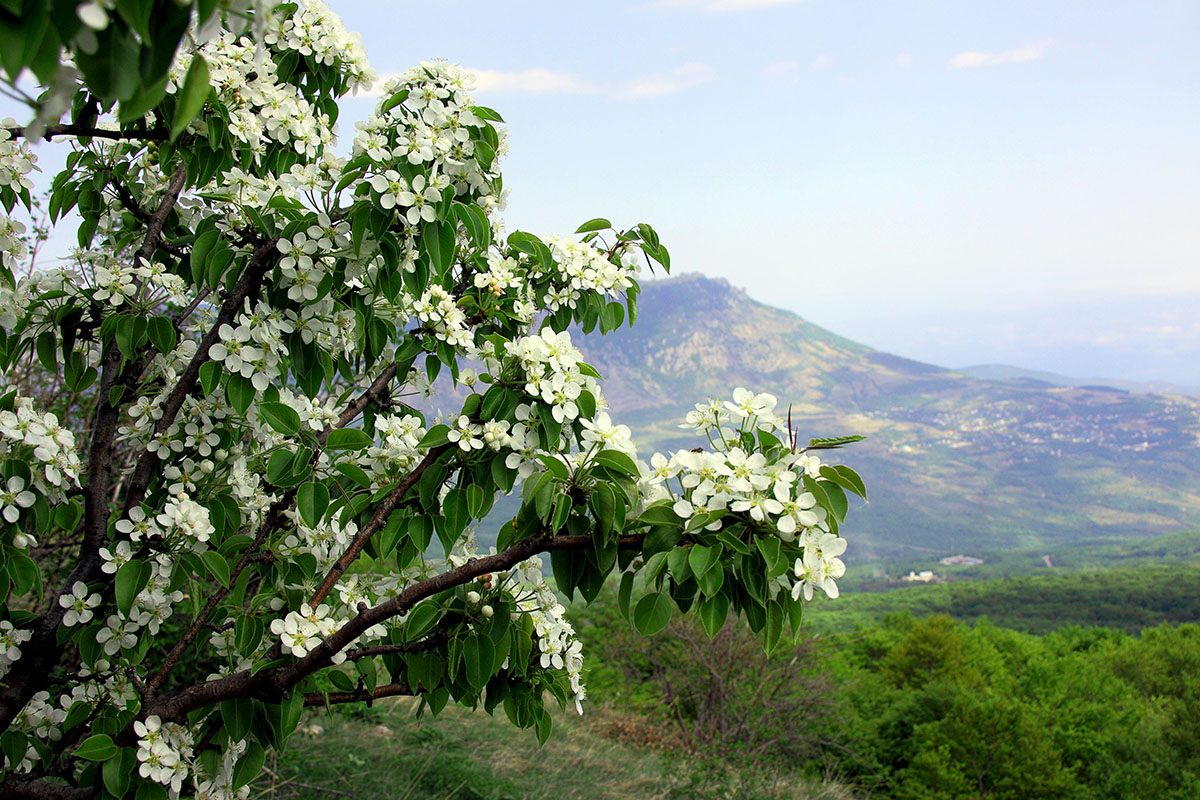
[6,2,1197,385]
[337,0,1200,386]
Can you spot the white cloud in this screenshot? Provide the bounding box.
[761,60,799,76]
[810,54,833,71]
[369,63,713,102]
[365,68,594,96]
[658,0,803,11]
[895,53,913,68]
[469,68,596,94]
[620,63,716,98]
[950,41,1050,69]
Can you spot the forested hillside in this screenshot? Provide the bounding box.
[572,274,1200,559]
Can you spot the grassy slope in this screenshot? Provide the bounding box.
[262,699,856,800]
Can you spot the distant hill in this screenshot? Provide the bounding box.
[957,363,1200,397]
[806,561,1200,635]
[571,274,1200,561]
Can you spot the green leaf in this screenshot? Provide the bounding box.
[699,593,729,639]
[325,428,374,450]
[821,464,868,500]
[232,742,266,791]
[102,746,136,797]
[190,230,220,284]
[453,202,490,248]
[471,105,505,122]
[618,571,634,621]
[633,592,673,636]
[170,54,211,141]
[688,543,721,579]
[807,434,866,450]
[406,601,443,640]
[667,546,692,583]
[258,401,301,436]
[296,481,330,528]
[574,218,611,234]
[421,219,456,275]
[198,360,222,396]
[147,315,176,355]
[756,536,783,574]
[416,424,451,449]
[822,481,849,522]
[335,462,373,488]
[73,733,116,762]
[591,449,639,477]
[220,698,254,741]
[115,560,151,616]
[463,633,495,689]
[591,482,617,538]
[33,330,58,373]
[537,454,570,481]
[638,501,683,528]
[225,373,256,415]
[200,551,230,587]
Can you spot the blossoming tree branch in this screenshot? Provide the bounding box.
[0,2,865,798]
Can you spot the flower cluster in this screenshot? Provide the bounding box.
[354,60,497,205]
[174,0,372,162]
[541,235,639,310]
[0,396,81,503]
[507,555,587,714]
[270,603,341,659]
[135,715,194,794]
[0,119,37,194]
[505,328,600,425]
[82,250,189,310]
[409,284,471,350]
[648,388,847,601]
[0,213,27,275]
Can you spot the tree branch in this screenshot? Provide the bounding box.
[319,362,398,445]
[121,238,278,513]
[0,777,94,800]
[307,444,449,607]
[302,681,413,707]
[146,532,646,723]
[5,123,168,142]
[0,161,191,729]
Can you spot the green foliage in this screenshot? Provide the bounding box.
[815,561,1200,634]
[574,579,1200,800]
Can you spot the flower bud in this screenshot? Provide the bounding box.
[481,605,494,618]
[466,591,481,604]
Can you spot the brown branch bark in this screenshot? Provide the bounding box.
[0,777,94,800]
[120,238,278,514]
[0,160,192,729]
[307,444,449,607]
[6,123,168,142]
[319,362,398,445]
[146,532,646,723]
[302,681,414,707]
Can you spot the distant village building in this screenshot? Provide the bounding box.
[1043,554,1055,568]
[940,554,984,566]
[901,570,937,583]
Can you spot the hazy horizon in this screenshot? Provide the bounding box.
[337,0,1200,388]
[5,1,1197,386]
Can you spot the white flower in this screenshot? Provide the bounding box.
[0,619,32,668]
[446,415,484,452]
[0,476,35,522]
[58,582,100,627]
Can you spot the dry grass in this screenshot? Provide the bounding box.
[252,699,858,800]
